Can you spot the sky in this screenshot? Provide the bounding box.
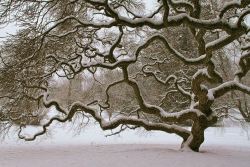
[0,23,17,41]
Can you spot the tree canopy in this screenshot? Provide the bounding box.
[0,0,250,152]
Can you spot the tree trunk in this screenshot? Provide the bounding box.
[181,118,207,152]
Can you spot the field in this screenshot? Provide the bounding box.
[0,123,250,167]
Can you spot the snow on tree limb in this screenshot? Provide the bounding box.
[0,0,250,152]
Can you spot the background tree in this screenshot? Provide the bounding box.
[0,0,250,152]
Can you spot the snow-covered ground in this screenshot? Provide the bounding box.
[0,122,250,167]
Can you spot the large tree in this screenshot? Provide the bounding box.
[0,0,250,152]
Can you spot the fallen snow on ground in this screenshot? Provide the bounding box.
[1,144,250,167]
[0,123,250,167]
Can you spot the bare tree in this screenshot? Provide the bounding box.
[0,0,250,152]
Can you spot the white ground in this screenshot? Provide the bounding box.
[0,123,250,167]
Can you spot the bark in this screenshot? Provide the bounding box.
[181,118,206,152]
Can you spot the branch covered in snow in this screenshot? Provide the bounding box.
[1,0,250,152]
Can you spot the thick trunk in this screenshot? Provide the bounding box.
[181,118,207,152]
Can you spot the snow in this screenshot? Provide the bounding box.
[1,143,250,167]
[0,123,250,167]
[207,90,214,100]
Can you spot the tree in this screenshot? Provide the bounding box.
[0,0,250,152]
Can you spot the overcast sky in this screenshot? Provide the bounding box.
[0,23,17,42]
